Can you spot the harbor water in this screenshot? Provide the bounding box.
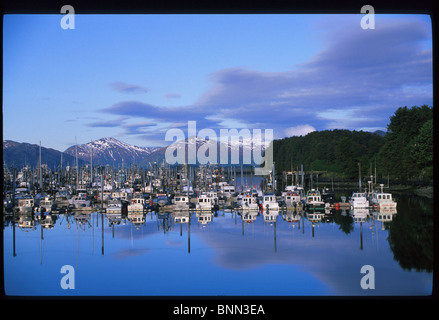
[3,191,433,296]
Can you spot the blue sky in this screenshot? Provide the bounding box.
[3,14,432,150]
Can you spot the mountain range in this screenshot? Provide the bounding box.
[3,136,267,169]
[3,140,86,169]
[3,129,384,169]
[63,137,160,167]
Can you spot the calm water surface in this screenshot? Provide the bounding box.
[3,193,433,296]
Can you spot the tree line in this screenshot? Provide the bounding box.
[272,105,433,184]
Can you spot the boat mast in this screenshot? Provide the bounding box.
[39,141,42,192]
[90,140,93,185]
[75,136,79,192]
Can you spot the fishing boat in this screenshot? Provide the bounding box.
[370,184,397,212]
[349,192,370,209]
[16,195,34,214]
[106,197,122,214]
[68,193,91,209]
[156,193,171,207]
[173,194,190,211]
[221,184,235,198]
[236,193,259,210]
[54,190,71,209]
[206,191,219,207]
[195,194,214,211]
[283,192,302,209]
[261,193,279,210]
[282,185,306,201]
[128,197,146,212]
[304,189,325,211]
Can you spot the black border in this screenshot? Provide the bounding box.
[1,0,437,315]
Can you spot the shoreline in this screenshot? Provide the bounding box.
[313,181,433,199]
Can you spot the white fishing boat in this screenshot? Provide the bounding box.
[128,197,146,212]
[69,193,91,209]
[236,193,259,210]
[221,184,235,198]
[195,194,214,211]
[55,190,71,208]
[261,193,279,210]
[349,192,370,209]
[112,191,131,201]
[283,192,302,209]
[206,191,219,206]
[173,195,190,211]
[282,185,306,201]
[17,196,34,214]
[304,189,325,211]
[106,198,122,214]
[370,184,397,212]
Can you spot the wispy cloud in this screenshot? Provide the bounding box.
[108,81,149,94]
[86,116,129,128]
[121,121,156,135]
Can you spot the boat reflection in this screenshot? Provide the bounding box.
[4,203,402,258]
[197,211,213,226]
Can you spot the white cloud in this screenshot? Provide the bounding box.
[285,124,316,137]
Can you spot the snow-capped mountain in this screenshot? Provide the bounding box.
[64,137,160,166]
[138,135,269,167]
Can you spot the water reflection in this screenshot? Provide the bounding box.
[3,193,433,295]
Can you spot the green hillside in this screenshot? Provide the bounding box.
[272,105,433,183]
